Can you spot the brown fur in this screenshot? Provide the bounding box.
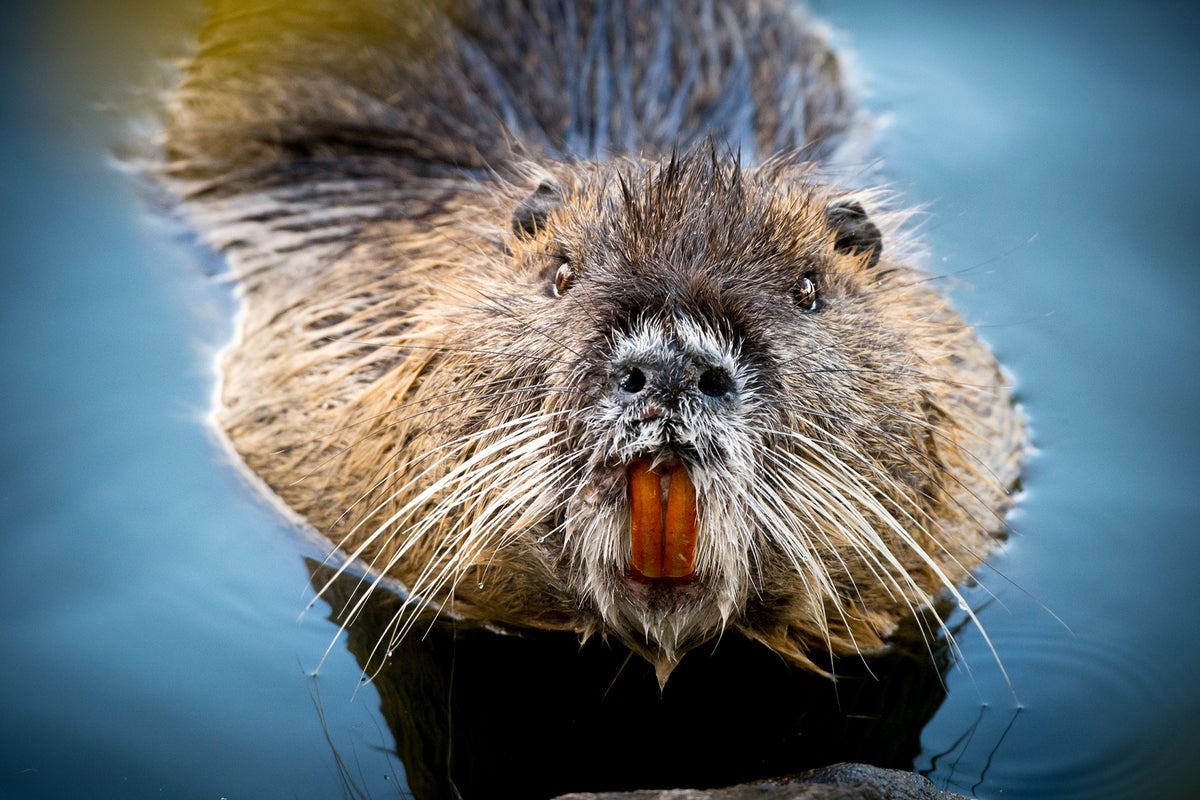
[159,0,1023,682]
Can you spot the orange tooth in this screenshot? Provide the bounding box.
[628,459,664,579]
[663,462,697,578]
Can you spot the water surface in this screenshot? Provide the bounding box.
[2,1,1198,798]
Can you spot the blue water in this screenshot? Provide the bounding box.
[2,1,1198,798]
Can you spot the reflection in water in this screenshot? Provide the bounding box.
[2,1,1197,798]
[925,704,1022,798]
[311,561,964,800]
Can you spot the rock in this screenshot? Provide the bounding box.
[550,763,967,800]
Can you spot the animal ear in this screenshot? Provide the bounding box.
[512,180,563,238]
[825,199,882,269]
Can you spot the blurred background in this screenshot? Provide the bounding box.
[1,1,1198,798]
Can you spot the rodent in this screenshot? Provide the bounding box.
[159,0,1024,685]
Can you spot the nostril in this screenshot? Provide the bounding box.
[619,367,647,394]
[697,366,734,398]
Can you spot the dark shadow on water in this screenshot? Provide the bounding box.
[309,560,957,800]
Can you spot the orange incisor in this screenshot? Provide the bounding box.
[627,459,697,580]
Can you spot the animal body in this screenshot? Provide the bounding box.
[160,0,1023,684]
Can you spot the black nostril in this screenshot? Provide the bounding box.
[697,366,734,398]
[619,367,647,394]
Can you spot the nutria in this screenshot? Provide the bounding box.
[159,0,1023,684]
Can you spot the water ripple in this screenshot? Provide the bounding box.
[920,627,1184,799]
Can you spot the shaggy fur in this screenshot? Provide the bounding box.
[159,0,1023,684]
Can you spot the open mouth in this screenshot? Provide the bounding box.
[627,458,698,581]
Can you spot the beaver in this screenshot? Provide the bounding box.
[159,0,1023,685]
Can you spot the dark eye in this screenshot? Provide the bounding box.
[553,261,573,297]
[794,274,819,311]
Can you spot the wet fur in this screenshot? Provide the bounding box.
[160,0,1023,683]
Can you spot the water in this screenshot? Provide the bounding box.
[2,1,1198,798]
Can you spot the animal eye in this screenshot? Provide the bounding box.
[794,274,819,311]
[553,261,573,297]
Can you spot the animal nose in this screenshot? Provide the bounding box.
[614,356,735,405]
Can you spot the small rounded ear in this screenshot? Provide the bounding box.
[825,199,882,269]
[512,180,563,238]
